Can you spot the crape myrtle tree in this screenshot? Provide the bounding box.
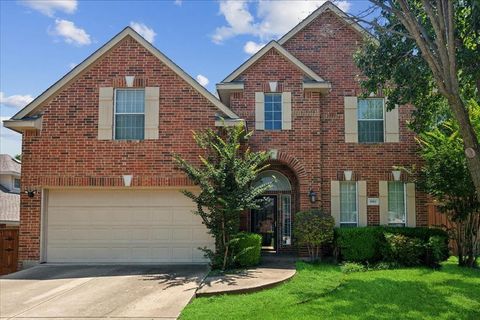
[352,0,480,201]
[417,102,480,267]
[174,124,271,270]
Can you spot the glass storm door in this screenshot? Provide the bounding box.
[251,195,277,250]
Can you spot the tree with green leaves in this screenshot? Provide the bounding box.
[294,210,335,262]
[353,0,480,200]
[174,124,271,270]
[416,102,480,267]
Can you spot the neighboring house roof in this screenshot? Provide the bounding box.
[8,27,239,122]
[0,154,21,175]
[277,1,376,45]
[221,41,328,83]
[0,185,20,223]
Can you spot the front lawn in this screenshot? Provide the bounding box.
[181,258,480,320]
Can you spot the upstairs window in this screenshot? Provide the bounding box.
[358,98,384,143]
[114,89,145,140]
[14,178,20,189]
[264,93,282,130]
[340,181,358,227]
[388,181,406,226]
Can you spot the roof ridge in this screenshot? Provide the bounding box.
[9,27,238,122]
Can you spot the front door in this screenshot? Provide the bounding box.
[251,195,277,251]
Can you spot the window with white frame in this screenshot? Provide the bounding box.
[13,178,20,189]
[264,93,282,130]
[358,98,384,143]
[340,181,358,227]
[114,89,145,140]
[281,194,292,245]
[388,181,406,226]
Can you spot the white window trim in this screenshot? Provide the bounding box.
[340,181,359,227]
[357,97,386,143]
[264,92,283,131]
[281,194,292,246]
[113,88,145,140]
[388,182,407,226]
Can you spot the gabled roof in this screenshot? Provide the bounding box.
[0,154,21,174]
[278,1,376,45]
[222,41,326,83]
[10,27,238,121]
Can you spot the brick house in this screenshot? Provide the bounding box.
[4,2,426,267]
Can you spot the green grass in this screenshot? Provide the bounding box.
[181,258,480,320]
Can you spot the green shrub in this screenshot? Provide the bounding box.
[294,210,335,261]
[232,232,262,267]
[341,262,366,273]
[425,235,449,267]
[382,233,424,266]
[334,227,449,267]
[334,227,384,263]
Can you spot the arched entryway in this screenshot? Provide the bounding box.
[249,168,298,252]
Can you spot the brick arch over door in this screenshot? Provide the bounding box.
[275,151,308,180]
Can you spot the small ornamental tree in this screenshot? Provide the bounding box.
[417,101,480,267]
[174,124,271,270]
[294,210,335,262]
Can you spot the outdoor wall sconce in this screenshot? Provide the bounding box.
[123,175,133,187]
[24,189,37,198]
[308,189,317,203]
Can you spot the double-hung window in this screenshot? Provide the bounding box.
[358,98,384,143]
[388,181,406,226]
[340,181,358,227]
[264,93,282,130]
[115,89,145,140]
[13,178,20,189]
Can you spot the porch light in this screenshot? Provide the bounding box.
[123,175,133,187]
[24,188,37,198]
[308,189,317,204]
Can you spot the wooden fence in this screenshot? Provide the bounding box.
[427,203,457,254]
[0,228,19,275]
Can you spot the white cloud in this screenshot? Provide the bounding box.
[0,92,34,108]
[243,41,266,54]
[129,22,157,43]
[0,117,22,157]
[22,0,77,17]
[174,0,182,6]
[68,62,77,69]
[212,0,351,43]
[52,19,91,46]
[196,74,209,87]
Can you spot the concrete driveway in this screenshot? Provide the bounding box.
[0,264,208,319]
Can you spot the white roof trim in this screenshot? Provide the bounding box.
[3,118,42,133]
[222,41,325,83]
[12,27,238,120]
[278,1,376,45]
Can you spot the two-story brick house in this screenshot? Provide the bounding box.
[5,2,426,267]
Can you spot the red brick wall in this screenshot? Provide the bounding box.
[19,36,221,263]
[233,11,427,228]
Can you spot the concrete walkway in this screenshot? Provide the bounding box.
[196,255,296,296]
[1,264,208,320]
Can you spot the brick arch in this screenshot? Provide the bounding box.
[274,151,308,179]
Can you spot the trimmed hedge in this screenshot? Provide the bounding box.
[232,232,262,267]
[334,227,449,267]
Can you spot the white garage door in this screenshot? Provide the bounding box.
[46,189,214,264]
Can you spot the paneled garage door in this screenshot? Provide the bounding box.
[45,189,213,263]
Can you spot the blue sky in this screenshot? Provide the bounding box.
[0,0,371,157]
